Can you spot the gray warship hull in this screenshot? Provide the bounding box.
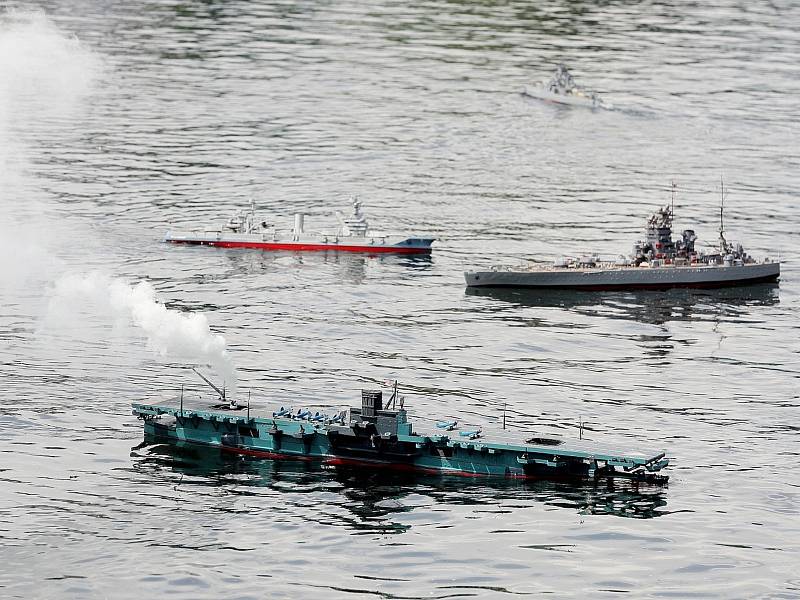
[465,261,780,290]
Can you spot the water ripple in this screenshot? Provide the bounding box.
[2,1,799,598]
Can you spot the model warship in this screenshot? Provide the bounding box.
[132,375,669,483]
[523,64,607,109]
[165,199,434,254]
[465,185,780,290]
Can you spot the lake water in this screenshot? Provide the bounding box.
[1,1,798,598]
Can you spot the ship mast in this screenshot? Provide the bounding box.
[670,180,676,221]
[248,198,256,234]
[718,177,728,255]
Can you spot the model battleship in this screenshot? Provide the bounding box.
[523,64,608,109]
[165,199,434,254]
[132,374,669,483]
[465,186,780,290]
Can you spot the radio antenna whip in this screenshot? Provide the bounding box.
[719,176,729,254]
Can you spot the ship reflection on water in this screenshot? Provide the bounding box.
[221,247,434,285]
[132,438,668,529]
[466,282,780,325]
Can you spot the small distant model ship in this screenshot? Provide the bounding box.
[465,184,780,290]
[165,199,434,254]
[523,64,607,109]
[132,374,669,483]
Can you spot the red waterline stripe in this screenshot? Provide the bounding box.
[220,445,314,461]
[221,447,518,479]
[178,440,633,482]
[322,456,491,478]
[168,240,431,254]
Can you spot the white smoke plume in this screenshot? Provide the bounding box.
[0,9,98,113]
[49,272,238,399]
[0,9,101,287]
[1,13,239,397]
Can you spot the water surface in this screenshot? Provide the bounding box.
[1,1,798,598]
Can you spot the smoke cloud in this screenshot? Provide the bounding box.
[49,272,238,398]
[1,11,239,396]
[0,9,101,287]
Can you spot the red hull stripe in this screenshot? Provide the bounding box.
[221,446,314,461]
[168,240,431,254]
[322,456,492,478]
[220,446,531,479]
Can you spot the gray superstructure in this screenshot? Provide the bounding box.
[466,188,780,290]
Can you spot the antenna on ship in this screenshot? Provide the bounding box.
[249,197,256,233]
[386,379,398,410]
[719,176,729,255]
[670,180,676,220]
